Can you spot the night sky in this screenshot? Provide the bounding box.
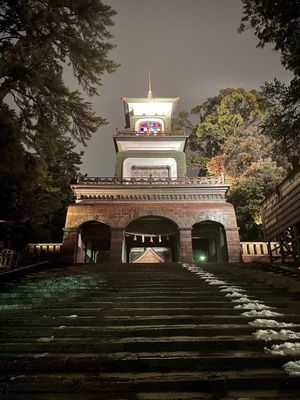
[79,0,292,176]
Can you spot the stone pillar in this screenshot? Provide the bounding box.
[110,227,124,263]
[179,228,193,263]
[62,227,78,264]
[225,227,241,263]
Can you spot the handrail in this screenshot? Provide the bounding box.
[114,129,188,137]
[74,176,225,185]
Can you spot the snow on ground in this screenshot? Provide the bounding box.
[282,360,300,376]
[249,319,299,328]
[265,342,300,356]
[183,264,300,377]
[254,329,300,341]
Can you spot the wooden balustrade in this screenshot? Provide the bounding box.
[24,243,62,259]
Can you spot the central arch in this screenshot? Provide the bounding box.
[124,216,179,263]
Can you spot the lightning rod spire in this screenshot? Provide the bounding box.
[147,70,153,98]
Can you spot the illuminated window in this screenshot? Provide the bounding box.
[138,121,162,135]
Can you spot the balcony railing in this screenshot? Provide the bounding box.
[75,176,225,185]
[114,129,188,137]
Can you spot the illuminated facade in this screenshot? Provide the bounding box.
[62,87,241,264]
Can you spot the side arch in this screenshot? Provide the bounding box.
[192,220,228,262]
[76,220,112,263]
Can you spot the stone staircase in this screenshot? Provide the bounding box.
[0,262,300,399]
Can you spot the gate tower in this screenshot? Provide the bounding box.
[62,86,240,263]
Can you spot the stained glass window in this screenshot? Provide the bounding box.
[138,121,162,135]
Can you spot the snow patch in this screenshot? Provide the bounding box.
[249,319,299,328]
[282,360,300,376]
[37,336,54,342]
[234,302,272,310]
[265,342,300,356]
[220,287,245,293]
[231,296,252,303]
[254,329,300,341]
[242,310,283,317]
[55,325,67,329]
[10,375,26,381]
[205,280,227,285]
[33,353,49,358]
[225,291,246,298]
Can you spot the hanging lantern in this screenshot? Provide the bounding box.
[150,236,154,243]
[142,235,145,243]
[159,235,162,242]
[133,235,137,241]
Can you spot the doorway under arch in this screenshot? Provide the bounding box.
[77,221,111,263]
[124,216,179,263]
[192,221,228,262]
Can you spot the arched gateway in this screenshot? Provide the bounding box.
[77,221,111,263]
[125,216,179,263]
[62,87,241,264]
[192,221,228,262]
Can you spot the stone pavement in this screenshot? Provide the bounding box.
[0,262,300,399]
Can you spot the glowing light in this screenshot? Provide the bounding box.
[139,121,162,135]
[128,102,173,117]
[199,255,206,261]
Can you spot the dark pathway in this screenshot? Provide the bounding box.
[0,262,300,399]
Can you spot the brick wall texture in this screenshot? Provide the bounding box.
[62,200,241,263]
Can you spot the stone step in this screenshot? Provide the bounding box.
[1,262,300,399]
[4,391,300,400]
[0,324,259,338]
[0,337,271,353]
[0,352,293,373]
[3,370,300,393]
[2,315,300,328]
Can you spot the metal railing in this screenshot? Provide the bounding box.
[115,129,188,136]
[0,249,21,269]
[75,176,225,185]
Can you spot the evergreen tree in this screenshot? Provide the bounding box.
[239,0,300,160]
[0,0,118,247]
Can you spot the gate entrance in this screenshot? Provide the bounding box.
[192,221,228,262]
[124,216,179,263]
[77,221,111,263]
